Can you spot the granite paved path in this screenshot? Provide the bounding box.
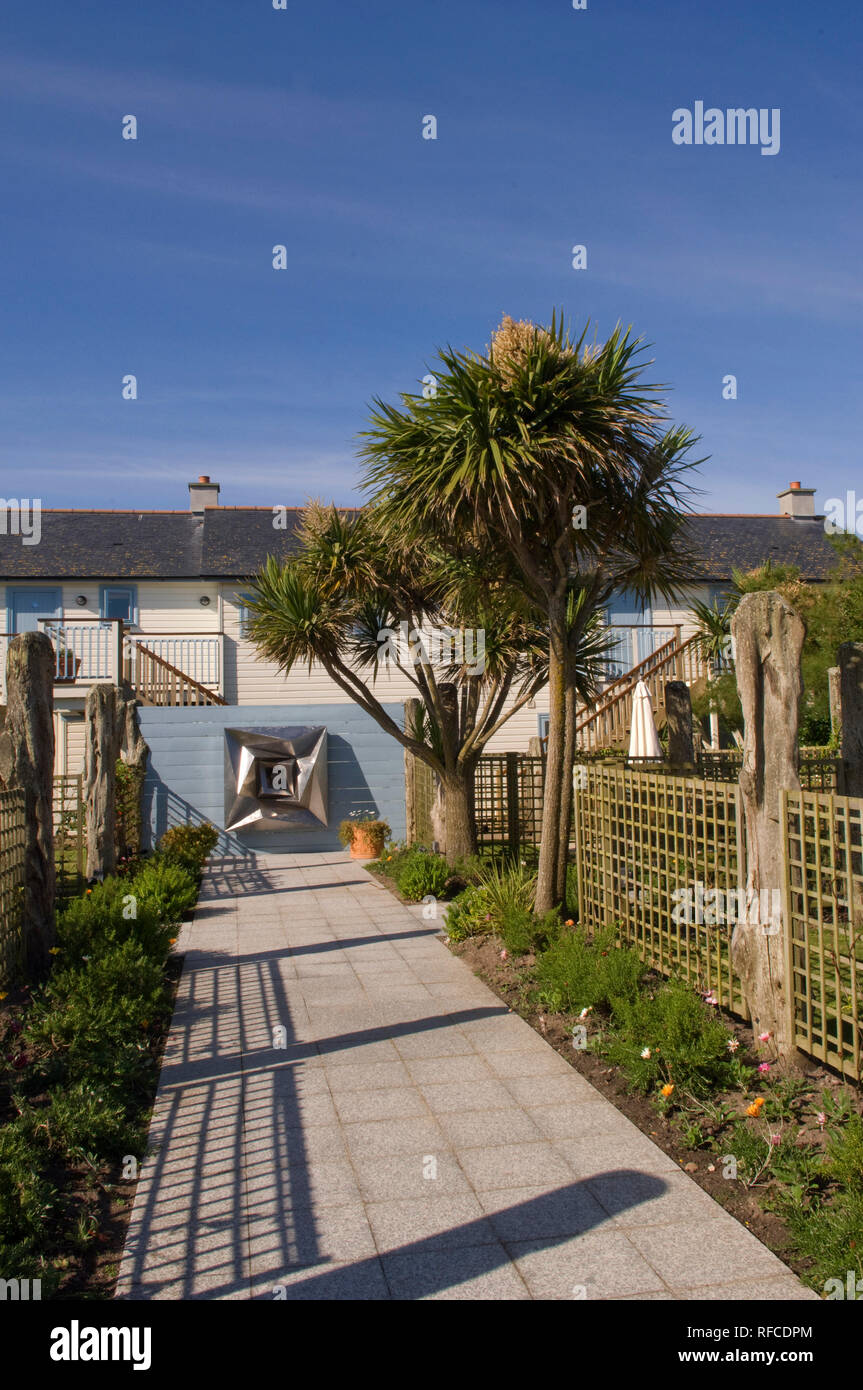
[117,852,816,1301]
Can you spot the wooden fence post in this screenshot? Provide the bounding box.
[665,681,694,769]
[828,665,841,741]
[505,752,520,857]
[404,698,421,844]
[0,633,56,977]
[730,591,803,1063]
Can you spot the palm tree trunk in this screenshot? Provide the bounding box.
[536,592,567,915]
[555,679,577,908]
[442,767,477,865]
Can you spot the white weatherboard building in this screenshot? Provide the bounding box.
[0,477,837,776]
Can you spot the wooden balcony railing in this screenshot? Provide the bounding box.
[575,631,711,752]
[131,642,226,707]
[0,622,226,707]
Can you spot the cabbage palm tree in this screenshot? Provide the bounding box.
[362,314,701,912]
[243,504,549,862]
[691,595,736,675]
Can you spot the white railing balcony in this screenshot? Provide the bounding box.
[124,634,223,695]
[38,618,124,686]
[0,624,224,703]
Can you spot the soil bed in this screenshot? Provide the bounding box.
[450,932,855,1288]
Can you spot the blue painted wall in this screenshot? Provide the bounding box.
[138,703,406,855]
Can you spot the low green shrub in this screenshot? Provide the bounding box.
[128,859,198,926]
[534,925,645,1014]
[498,905,562,956]
[56,876,171,965]
[497,904,535,955]
[600,978,738,1097]
[824,1113,863,1193]
[157,822,219,872]
[0,1122,54,1265]
[41,1081,146,1164]
[25,941,169,1093]
[444,885,492,942]
[785,1190,863,1289]
[394,853,451,902]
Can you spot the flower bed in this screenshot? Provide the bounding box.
[448,918,863,1298]
[0,823,217,1297]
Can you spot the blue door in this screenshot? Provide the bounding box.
[9,587,62,633]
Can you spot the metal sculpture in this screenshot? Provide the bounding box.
[224,726,328,830]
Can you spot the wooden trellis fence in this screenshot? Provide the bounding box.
[53,773,85,900]
[0,789,27,988]
[782,789,863,1082]
[573,763,746,1014]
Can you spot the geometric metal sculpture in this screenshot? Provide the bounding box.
[224,726,328,831]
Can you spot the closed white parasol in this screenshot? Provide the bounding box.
[628,679,663,760]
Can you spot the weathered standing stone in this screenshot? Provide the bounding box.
[838,645,863,797]
[665,681,694,768]
[0,633,56,976]
[115,692,150,859]
[730,592,803,1062]
[84,683,123,879]
[119,691,149,770]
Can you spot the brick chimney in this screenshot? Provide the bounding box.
[777,481,815,520]
[188,475,220,512]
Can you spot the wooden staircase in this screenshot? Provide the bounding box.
[576,630,709,751]
[127,642,227,707]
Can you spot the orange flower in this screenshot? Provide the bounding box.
[745,1097,765,1118]
[660,1083,674,1098]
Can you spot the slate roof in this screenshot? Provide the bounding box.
[200,508,310,577]
[0,507,839,583]
[682,515,838,582]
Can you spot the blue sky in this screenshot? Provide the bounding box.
[1,0,860,515]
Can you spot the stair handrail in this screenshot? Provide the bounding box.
[575,631,707,747]
[131,641,227,707]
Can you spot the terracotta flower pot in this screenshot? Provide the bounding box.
[350,827,385,860]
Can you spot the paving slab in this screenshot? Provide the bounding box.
[117,851,818,1302]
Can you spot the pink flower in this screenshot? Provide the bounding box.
[726,1038,739,1053]
[816,1111,827,1131]
[758,1062,772,1074]
[769,1133,781,1147]
[500,949,508,961]
[703,991,718,1007]
[758,1031,772,1043]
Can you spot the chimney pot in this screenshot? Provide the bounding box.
[188,476,220,512]
[198,475,210,484]
[777,481,815,520]
[790,480,801,490]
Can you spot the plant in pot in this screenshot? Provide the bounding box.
[54,646,82,682]
[338,811,391,860]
